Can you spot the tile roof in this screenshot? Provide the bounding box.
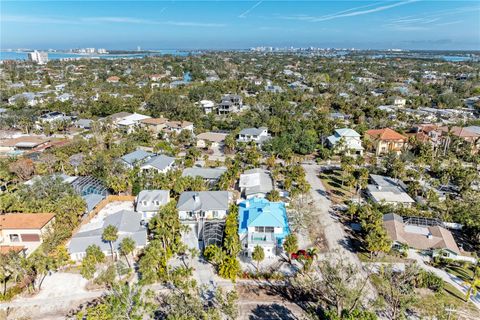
[0,213,55,230]
[0,245,25,255]
[365,128,407,141]
[383,214,460,254]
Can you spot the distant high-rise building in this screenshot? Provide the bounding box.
[97,48,107,54]
[137,46,141,52]
[28,51,48,64]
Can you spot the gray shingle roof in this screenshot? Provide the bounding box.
[136,190,170,212]
[142,155,175,171]
[121,150,153,166]
[68,210,147,254]
[239,127,267,136]
[177,191,229,212]
[182,167,227,180]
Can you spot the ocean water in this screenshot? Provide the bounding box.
[0,50,190,61]
[442,56,471,62]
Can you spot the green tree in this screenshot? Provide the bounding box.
[463,266,480,302]
[102,225,119,261]
[119,237,136,269]
[252,245,265,272]
[283,234,298,262]
[80,245,106,280]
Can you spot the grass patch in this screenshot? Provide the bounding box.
[444,265,474,282]
[319,170,355,204]
[357,251,409,263]
[413,283,478,318]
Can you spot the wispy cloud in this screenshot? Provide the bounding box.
[1,14,225,28]
[239,1,263,18]
[384,5,477,31]
[277,1,417,23]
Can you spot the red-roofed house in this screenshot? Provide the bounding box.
[0,213,55,255]
[365,128,408,156]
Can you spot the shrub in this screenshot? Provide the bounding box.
[416,270,444,292]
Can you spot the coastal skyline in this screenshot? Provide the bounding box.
[1,1,480,50]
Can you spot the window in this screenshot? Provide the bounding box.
[9,234,20,242]
[154,200,160,206]
[142,201,147,206]
[254,226,274,233]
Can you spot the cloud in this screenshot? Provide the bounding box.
[311,0,417,22]
[239,1,263,18]
[1,13,225,28]
[384,5,478,31]
[1,15,80,24]
[277,1,417,23]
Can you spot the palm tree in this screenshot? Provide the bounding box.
[102,225,119,262]
[464,266,480,302]
[119,237,135,269]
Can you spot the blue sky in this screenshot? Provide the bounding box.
[1,1,479,50]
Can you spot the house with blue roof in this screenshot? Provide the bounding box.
[327,128,364,156]
[238,198,290,258]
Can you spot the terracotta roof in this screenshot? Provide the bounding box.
[0,245,25,255]
[140,118,168,125]
[366,128,407,141]
[0,213,55,230]
[438,126,480,138]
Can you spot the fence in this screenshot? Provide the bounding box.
[70,195,136,236]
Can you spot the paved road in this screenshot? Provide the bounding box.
[302,164,376,301]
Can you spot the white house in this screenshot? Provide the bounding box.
[239,168,273,199]
[177,191,230,220]
[366,175,415,207]
[116,113,152,133]
[238,198,290,258]
[392,97,407,107]
[135,190,170,221]
[140,155,176,174]
[237,127,270,144]
[199,100,215,114]
[327,128,364,156]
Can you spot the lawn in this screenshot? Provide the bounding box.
[319,169,355,204]
[413,283,479,319]
[357,251,410,264]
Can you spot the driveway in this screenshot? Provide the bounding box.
[0,272,104,320]
[302,164,376,301]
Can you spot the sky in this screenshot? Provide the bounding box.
[1,0,479,50]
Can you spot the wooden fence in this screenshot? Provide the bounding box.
[71,195,136,236]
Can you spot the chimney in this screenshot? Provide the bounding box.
[377,185,382,190]
[427,233,432,239]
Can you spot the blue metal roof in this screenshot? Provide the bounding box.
[238,198,290,243]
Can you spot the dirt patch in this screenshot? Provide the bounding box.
[236,285,307,320]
